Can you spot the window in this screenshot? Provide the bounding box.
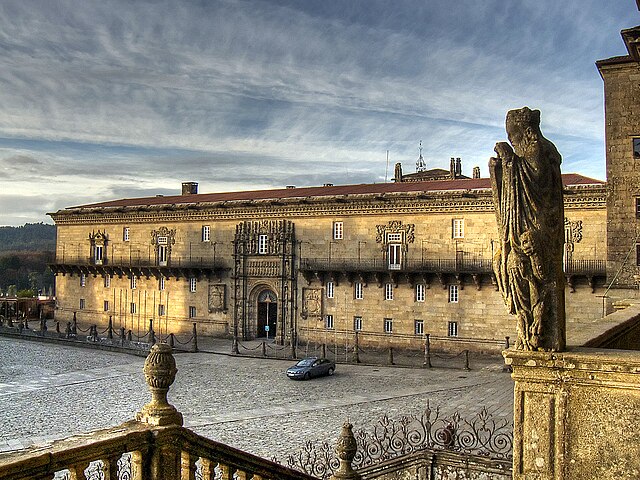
[636,197,640,218]
[326,281,334,299]
[159,276,165,291]
[448,321,458,337]
[94,245,103,264]
[189,277,197,293]
[354,316,362,331]
[333,221,343,240]
[189,306,197,318]
[388,244,402,270]
[123,227,130,241]
[354,282,363,300]
[158,245,168,266]
[158,304,165,316]
[416,284,425,302]
[130,303,136,314]
[325,314,334,329]
[130,276,137,290]
[634,138,640,159]
[452,219,464,239]
[637,243,640,267]
[258,234,268,254]
[80,274,86,287]
[415,319,424,335]
[384,283,393,301]
[202,225,211,242]
[449,285,459,303]
[384,318,393,333]
[104,300,109,312]
[104,274,111,288]
[79,298,86,310]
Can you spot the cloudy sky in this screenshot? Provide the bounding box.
[0,0,636,225]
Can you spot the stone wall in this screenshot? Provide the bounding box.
[598,31,640,287]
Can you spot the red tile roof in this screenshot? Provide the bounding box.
[66,173,604,210]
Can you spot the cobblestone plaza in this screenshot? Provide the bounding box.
[0,337,513,462]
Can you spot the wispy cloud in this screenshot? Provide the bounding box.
[0,0,635,224]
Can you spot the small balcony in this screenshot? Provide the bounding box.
[300,257,607,291]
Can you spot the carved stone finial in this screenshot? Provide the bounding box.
[330,421,361,480]
[136,343,183,426]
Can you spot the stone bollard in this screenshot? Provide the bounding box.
[502,336,512,373]
[24,317,29,330]
[65,321,72,338]
[120,327,126,344]
[330,421,361,480]
[169,333,175,349]
[423,333,432,368]
[72,317,77,335]
[388,347,394,365]
[107,316,113,340]
[136,343,183,426]
[353,331,360,364]
[262,341,267,357]
[192,323,198,353]
[55,321,60,334]
[127,329,132,342]
[149,319,156,346]
[322,343,326,359]
[464,350,470,371]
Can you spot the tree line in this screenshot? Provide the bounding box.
[0,223,56,296]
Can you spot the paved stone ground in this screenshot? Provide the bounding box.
[0,336,514,464]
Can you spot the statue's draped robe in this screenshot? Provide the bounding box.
[491,128,565,351]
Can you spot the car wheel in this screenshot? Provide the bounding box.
[328,368,334,376]
[304,372,311,380]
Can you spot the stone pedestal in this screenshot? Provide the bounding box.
[504,348,640,479]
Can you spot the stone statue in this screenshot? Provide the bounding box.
[489,107,566,351]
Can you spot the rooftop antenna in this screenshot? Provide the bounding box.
[384,150,390,182]
[416,140,426,172]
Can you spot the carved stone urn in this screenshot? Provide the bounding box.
[136,343,183,426]
[331,421,361,480]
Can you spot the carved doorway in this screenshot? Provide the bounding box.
[257,290,277,338]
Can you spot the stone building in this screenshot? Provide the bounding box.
[597,24,640,288]
[48,170,607,353]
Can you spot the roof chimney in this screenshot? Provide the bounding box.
[449,157,455,178]
[455,158,462,177]
[182,182,198,195]
[473,166,480,179]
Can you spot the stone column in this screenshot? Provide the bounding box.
[504,347,640,479]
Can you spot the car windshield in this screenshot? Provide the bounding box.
[295,359,315,367]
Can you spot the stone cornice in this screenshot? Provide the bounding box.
[49,187,605,226]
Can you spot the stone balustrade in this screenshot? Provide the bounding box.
[0,343,318,480]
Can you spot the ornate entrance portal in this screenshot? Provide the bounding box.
[257,290,277,338]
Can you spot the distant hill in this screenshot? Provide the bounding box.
[0,223,56,252]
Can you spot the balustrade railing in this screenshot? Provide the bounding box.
[0,343,317,480]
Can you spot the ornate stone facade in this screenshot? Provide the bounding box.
[49,174,607,353]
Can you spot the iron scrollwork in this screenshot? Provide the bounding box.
[287,401,513,479]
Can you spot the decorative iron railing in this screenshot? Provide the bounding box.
[300,257,606,276]
[50,254,227,269]
[287,401,513,479]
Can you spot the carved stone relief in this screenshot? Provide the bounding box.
[208,283,226,312]
[302,288,322,319]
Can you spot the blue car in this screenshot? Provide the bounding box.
[286,357,336,380]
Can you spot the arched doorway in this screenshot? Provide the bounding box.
[257,289,277,338]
